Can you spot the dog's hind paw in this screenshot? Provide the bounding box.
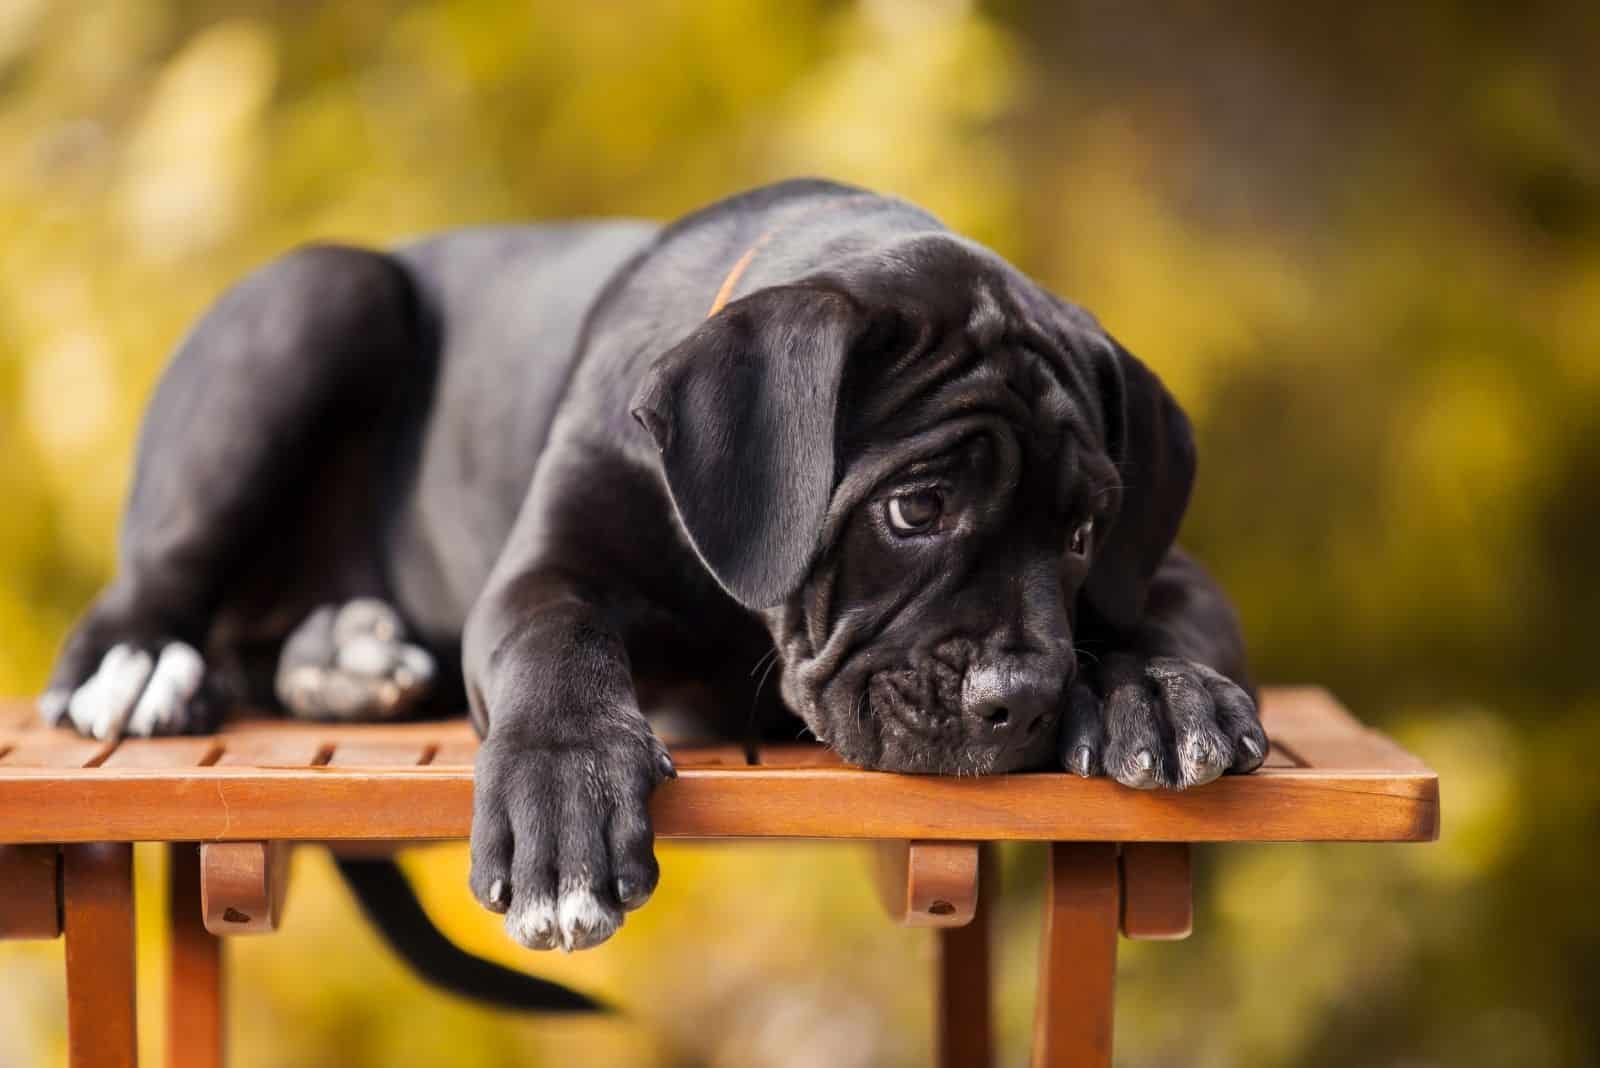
[275,598,435,721]
[44,640,209,740]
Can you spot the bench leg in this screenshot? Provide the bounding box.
[168,844,225,1068]
[935,843,993,1068]
[1031,842,1120,1068]
[63,843,139,1068]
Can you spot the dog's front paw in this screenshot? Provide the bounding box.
[468,727,675,951]
[1062,656,1267,789]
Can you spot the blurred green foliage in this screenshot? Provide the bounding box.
[2,1,1598,1065]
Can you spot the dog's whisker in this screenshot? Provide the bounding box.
[748,647,779,679]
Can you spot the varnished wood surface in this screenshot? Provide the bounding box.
[200,841,291,935]
[873,840,981,927]
[168,844,224,1068]
[63,843,138,1068]
[937,842,994,1068]
[0,688,1439,845]
[1118,842,1193,940]
[0,844,61,938]
[1031,842,1120,1068]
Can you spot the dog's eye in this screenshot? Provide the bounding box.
[887,490,944,535]
[1070,518,1094,556]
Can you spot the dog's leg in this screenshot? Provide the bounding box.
[1063,547,1269,789]
[462,560,675,954]
[275,598,436,721]
[43,245,428,739]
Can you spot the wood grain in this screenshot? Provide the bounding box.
[0,689,1439,845]
[167,844,224,1068]
[63,842,138,1068]
[1031,842,1119,1068]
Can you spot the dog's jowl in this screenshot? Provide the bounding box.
[45,180,1267,973]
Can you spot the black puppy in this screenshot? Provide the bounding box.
[44,179,1264,975]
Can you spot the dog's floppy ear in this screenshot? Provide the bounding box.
[1082,337,1197,631]
[630,284,871,609]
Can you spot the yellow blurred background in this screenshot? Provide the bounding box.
[2,1,1598,1065]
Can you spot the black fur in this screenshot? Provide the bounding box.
[335,857,603,1012]
[45,179,1267,993]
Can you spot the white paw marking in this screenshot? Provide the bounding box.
[393,644,435,690]
[506,896,560,951]
[70,645,155,741]
[127,643,205,737]
[38,690,69,727]
[333,598,403,644]
[556,885,621,952]
[336,635,397,676]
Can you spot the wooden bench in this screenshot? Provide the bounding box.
[0,687,1437,1067]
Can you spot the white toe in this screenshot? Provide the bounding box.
[128,643,205,737]
[506,896,560,950]
[556,885,621,951]
[84,645,154,741]
[70,644,136,735]
[67,653,112,734]
[336,635,397,676]
[334,599,403,644]
[395,645,436,689]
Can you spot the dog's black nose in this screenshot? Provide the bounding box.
[961,665,1058,745]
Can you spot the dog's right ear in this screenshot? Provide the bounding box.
[630,285,872,609]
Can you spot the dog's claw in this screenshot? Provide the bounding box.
[1072,745,1094,778]
[616,877,650,910]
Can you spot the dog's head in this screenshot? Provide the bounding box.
[632,237,1194,774]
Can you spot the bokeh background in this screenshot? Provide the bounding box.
[2,1,1597,1065]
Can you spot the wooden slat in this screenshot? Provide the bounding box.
[212,733,327,768]
[666,745,749,768]
[0,732,115,768]
[99,737,220,770]
[1262,687,1426,772]
[1260,742,1300,769]
[0,764,1439,844]
[755,744,846,767]
[0,701,35,730]
[216,717,466,744]
[325,740,431,767]
[427,740,479,768]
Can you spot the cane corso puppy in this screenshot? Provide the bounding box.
[43,179,1265,991]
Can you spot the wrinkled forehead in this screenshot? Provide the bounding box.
[812,240,1109,541]
[824,237,1096,455]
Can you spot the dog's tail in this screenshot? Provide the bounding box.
[334,856,604,1013]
